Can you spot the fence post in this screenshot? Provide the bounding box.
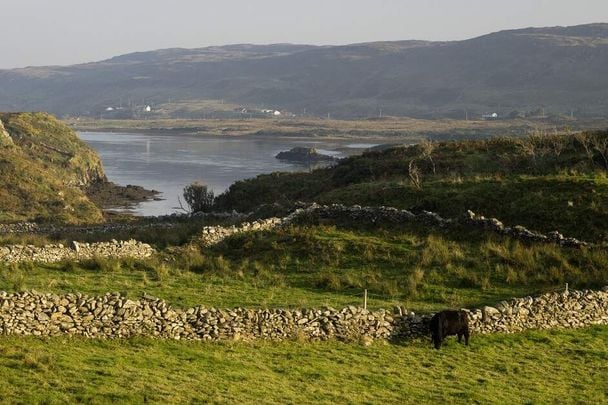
[364,289,368,310]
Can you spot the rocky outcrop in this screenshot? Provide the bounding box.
[0,239,154,264]
[0,119,12,145]
[0,287,606,341]
[276,147,337,163]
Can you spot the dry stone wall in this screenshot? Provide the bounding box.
[467,288,608,334]
[0,288,606,341]
[199,218,283,246]
[0,212,245,235]
[0,204,589,264]
[0,240,154,264]
[198,203,590,248]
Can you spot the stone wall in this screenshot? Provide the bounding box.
[197,203,590,248]
[0,204,589,264]
[199,218,283,247]
[0,240,154,264]
[0,212,245,235]
[0,288,606,341]
[467,288,608,334]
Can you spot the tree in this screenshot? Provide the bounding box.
[419,139,436,174]
[408,160,422,190]
[182,181,215,213]
[590,133,608,170]
[574,132,595,166]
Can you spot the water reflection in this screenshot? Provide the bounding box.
[80,132,385,216]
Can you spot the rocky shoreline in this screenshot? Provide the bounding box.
[86,181,161,212]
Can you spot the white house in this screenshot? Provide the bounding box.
[273,110,281,116]
[144,105,152,112]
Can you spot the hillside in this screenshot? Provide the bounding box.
[0,112,105,223]
[216,129,608,242]
[1,23,608,119]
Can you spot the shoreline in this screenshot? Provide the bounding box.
[86,181,162,214]
[67,116,601,141]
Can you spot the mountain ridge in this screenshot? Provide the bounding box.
[1,23,607,118]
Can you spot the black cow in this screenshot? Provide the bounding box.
[430,310,470,349]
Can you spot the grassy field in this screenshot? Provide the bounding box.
[2,224,605,312]
[0,327,606,403]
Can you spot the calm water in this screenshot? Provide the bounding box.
[79,132,382,216]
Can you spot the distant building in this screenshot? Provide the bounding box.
[482,112,499,120]
[105,107,115,112]
[273,110,281,116]
[144,105,152,112]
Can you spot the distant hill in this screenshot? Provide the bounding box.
[1,23,608,118]
[0,113,105,223]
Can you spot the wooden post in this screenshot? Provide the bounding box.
[565,283,569,293]
[364,289,368,310]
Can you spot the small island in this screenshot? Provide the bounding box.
[275,147,337,163]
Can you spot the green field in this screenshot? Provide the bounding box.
[3,223,606,312]
[0,327,606,403]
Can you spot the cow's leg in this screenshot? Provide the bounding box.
[458,333,463,343]
[433,331,442,349]
[464,327,470,346]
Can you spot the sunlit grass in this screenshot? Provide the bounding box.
[0,327,606,403]
[1,224,604,312]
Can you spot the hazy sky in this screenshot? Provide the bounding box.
[1,0,607,69]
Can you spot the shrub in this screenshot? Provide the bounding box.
[182,182,215,213]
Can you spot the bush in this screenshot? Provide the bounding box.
[182,182,215,213]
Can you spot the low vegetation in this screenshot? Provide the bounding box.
[2,224,606,311]
[0,327,606,403]
[0,113,105,223]
[216,130,608,241]
[181,181,215,213]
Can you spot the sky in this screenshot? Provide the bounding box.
[1,0,607,69]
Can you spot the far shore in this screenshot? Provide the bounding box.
[66,116,608,141]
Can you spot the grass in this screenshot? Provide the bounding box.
[315,174,608,241]
[0,112,104,223]
[2,224,605,312]
[0,215,237,250]
[215,130,608,242]
[0,327,606,403]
